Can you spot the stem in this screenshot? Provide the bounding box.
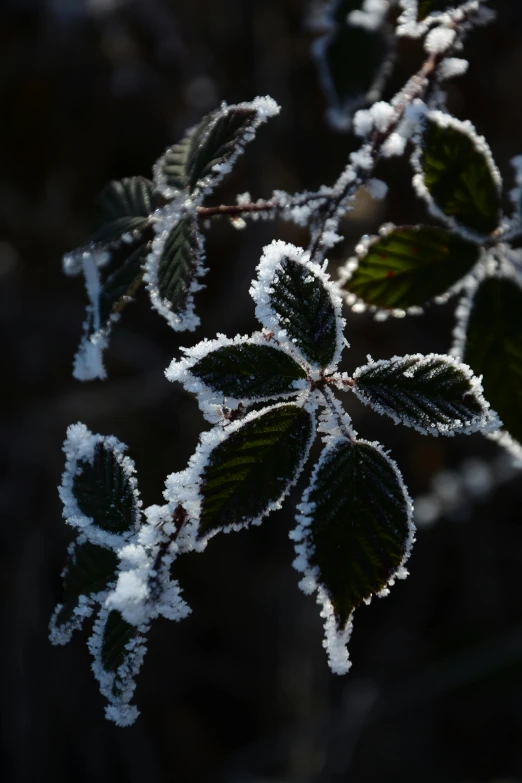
[197,201,276,218]
[307,3,487,261]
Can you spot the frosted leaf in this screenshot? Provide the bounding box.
[454,272,522,445]
[88,606,148,727]
[310,0,395,132]
[411,110,502,237]
[90,177,156,246]
[163,401,317,550]
[49,538,118,645]
[250,240,345,371]
[166,332,308,422]
[291,436,414,674]
[352,353,500,436]
[338,224,480,314]
[59,423,142,550]
[153,96,280,200]
[144,201,207,332]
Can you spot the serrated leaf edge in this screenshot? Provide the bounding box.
[143,200,207,332]
[59,422,142,551]
[163,397,318,551]
[411,109,502,241]
[290,436,415,675]
[165,331,309,423]
[250,240,346,371]
[88,605,149,727]
[338,222,483,320]
[153,96,280,201]
[352,352,501,436]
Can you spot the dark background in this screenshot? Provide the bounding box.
[2,1,522,781]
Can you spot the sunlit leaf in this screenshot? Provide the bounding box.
[419,115,501,234]
[342,225,479,309]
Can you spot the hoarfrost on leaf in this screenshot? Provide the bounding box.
[352,353,500,436]
[291,436,414,675]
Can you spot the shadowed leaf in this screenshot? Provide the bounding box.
[463,277,522,443]
[91,177,156,244]
[305,438,412,628]
[73,442,140,534]
[55,542,118,628]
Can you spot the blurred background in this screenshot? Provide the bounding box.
[2,0,522,780]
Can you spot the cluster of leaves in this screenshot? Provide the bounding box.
[340,109,522,451]
[51,241,498,722]
[51,0,517,727]
[63,97,280,380]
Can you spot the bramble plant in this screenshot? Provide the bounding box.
[50,0,522,727]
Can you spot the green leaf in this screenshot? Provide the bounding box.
[187,107,257,191]
[55,542,118,628]
[99,243,147,325]
[301,438,412,629]
[463,277,522,443]
[73,442,140,534]
[157,214,202,312]
[198,404,315,538]
[417,0,455,21]
[153,123,207,195]
[154,105,258,195]
[342,225,479,309]
[101,610,137,674]
[91,177,156,244]
[189,342,307,400]
[420,115,501,234]
[262,255,340,368]
[353,353,497,435]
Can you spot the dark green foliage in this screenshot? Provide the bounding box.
[55,542,118,628]
[101,611,137,674]
[91,177,156,244]
[99,243,148,325]
[417,0,455,20]
[343,225,479,309]
[306,439,411,628]
[323,18,390,113]
[155,123,208,194]
[156,106,257,194]
[353,353,489,434]
[268,257,338,368]
[199,404,314,537]
[189,342,307,399]
[73,443,140,534]
[157,214,201,311]
[187,107,257,191]
[421,117,501,234]
[463,276,522,443]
